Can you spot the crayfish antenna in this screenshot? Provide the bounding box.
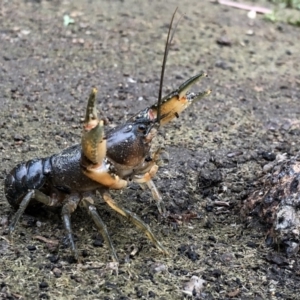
[153,10,211,127]
[81,88,107,165]
[156,7,180,126]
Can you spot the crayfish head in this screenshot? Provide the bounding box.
[106,115,157,168]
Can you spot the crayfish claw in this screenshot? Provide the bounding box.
[84,88,98,127]
[150,72,211,126]
[81,89,129,189]
[177,72,207,99]
[186,89,212,104]
[81,88,107,165]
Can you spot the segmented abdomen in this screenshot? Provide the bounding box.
[4,157,52,208]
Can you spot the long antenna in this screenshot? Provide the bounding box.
[156,8,179,125]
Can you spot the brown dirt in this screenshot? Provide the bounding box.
[0,0,300,299]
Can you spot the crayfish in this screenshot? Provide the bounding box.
[4,11,211,261]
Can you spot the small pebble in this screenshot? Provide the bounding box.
[262,151,276,161]
[27,245,36,251]
[13,134,24,141]
[52,268,62,278]
[148,290,156,298]
[39,281,49,289]
[212,269,222,278]
[93,239,103,247]
[183,276,206,297]
[286,49,292,55]
[215,60,229,70]
[48,255,59,263]
[216,36,231,46]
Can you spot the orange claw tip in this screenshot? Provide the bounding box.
[83,119,104,132]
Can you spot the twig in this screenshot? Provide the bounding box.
[216,0,272,14]
[214,201,231,207]
[32,235,59,245]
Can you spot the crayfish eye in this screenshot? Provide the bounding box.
[138,124,146,132]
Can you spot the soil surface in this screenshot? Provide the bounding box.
[1,0,300,299]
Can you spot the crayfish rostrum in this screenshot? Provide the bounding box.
[4,12,211,261]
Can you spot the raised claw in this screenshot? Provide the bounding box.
[81,89,127,189]
[81,88,106,165]
[151,72,211,125]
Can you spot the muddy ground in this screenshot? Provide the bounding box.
[1,0,300,299]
